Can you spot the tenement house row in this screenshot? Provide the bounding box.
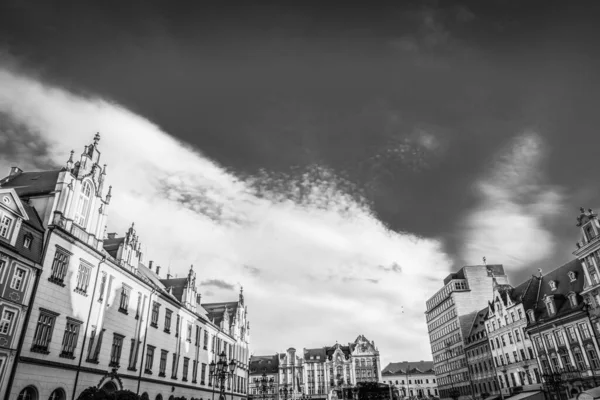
[425,207,600,400]
[0,134,251,400]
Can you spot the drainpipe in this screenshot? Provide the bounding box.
[72,255,107,400]
[136,288,157,394]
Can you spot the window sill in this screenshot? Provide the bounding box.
[59,352,76,359]
[48,277,66,287]
[187,339,192,343]
[183,378,188,382]
[86,358,100,364]
[128,367,137,372]
[109,362,120,368]
[164,328,170,334]
[201,382,205,386]
[118,308,129,315]
[74,288,88,297]
[192,380,197,384]
[159,372,166,377]
[150,323,158,329]
[31,346,50,355]
[145,369,153,375]
[171,376,178,380]
[203,347,208,350]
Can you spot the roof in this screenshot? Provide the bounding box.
[304,348,327,361]
[136,264,179,302]
[103,237,124,258]
[529,259,585,325]
[381,361,434,375]
[21,202,44,232]
[466,307,489,339]
[203,301,239,327]
[249,355,279,374]
[325,344,352,359]
[160,277,189,302]
[0,170,61,197]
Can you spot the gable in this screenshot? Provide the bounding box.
[0,189,29,220]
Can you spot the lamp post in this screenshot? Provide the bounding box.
[541,371,564,400]
[254,371,275,400]
[281,383,291,400]
[210,351,238,400]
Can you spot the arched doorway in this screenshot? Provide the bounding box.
[102,381,118,393]
[156,395,163,400]
[49,389,67,400]
[18,387,38,400]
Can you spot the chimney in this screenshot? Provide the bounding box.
[148,260,153,270]
[167,272,172,279]
[107,232,117,239]
[9,166,23,176]
[156,265,161,276]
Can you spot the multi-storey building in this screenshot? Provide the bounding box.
[0,186,45,396]
[249,354,279,400]
[425,264,509,400]
[381,361,438,398]
[1,135,250,400]
[485,276,543,397]
[525,258,599,398]
[464,309,500,399]
[279,348,303,400]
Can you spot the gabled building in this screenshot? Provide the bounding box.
[484,275,543,398]
[249,354,279,400]
[464,308,500,399]
[525,259,597,399]
[381,361,438,399]
[0,187,45,396]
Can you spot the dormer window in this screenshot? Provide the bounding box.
[23,233,33,249]
[545,296,556,315]
[74,181,93,228]
[527,309,535,323]
[568,271,577,283]
[549,281,557,291]
[585,223,596,242]
[568,293,578,307]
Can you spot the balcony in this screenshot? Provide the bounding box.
[52,212,102,251]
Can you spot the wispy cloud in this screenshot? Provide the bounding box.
[201,279,235,291]
[0,64,453,365]
[460,132,564,268]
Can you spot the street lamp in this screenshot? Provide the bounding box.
[254,371,275,400]
[210,351,238,400]
[542,371,564,400]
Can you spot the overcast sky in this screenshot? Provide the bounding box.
[1,0,600,367]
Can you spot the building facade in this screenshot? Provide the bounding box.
[464,309,500,399]
[381,361,438,399]
[425,264,509,400]
[249,355,279,400]
[484,277,543,397]
[0,187,45,396]
[1,135,250,400]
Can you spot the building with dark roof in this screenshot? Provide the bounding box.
[425,264,509,400]
[381,361,438,398]
[464,308,500,400]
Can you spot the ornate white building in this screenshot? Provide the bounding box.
[0,134,250,400]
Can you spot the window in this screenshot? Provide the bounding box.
[0,258,6,283]
[187,323,192,342]
[508,333,513,344]
[163,308,171,332]
[145,345,155,374]
[204,331,208,349]
[128,338,139,370]
[589,349,600,369]
[568,271,577,282]
[151,302,160,328]
[545,298,555,315]
[17,387,37,400]
[119,286,130,314]
[580,323,592,339]
[515,330,521,342]
[159,350,168,377]
[32,308,58,353]
[135,293,142,319]
[171,353,178,378]
[109,334,124,367]
[555,331,565,346]
[74,181,92,227]
[518,309,523,319]
[549,281,557,291]
[175,315,180,337]
[0,309,16,335]
[183,357,190,381]
[8,267,26,291]
[98,273,107,302]
[87,327,105,363]
[192,360,198,383]
[520,349,526,360]
[574,349,586,371]
[48,389,65,400]
[567,326,577,342]
[60,318,81,358]
[23,233,33,249]
[568,293,578,307]
[195,325,200,346]
[49,247,70,284]
[585,224,596,241]
[0,213,13,239]
[75,262,92,294]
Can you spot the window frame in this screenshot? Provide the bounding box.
[0,307,17,335]
[10,267,27,291]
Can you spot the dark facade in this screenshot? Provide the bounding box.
[464,308,500,398]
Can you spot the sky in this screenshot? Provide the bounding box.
[1,0,600,367]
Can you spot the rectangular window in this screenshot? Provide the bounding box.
[49,247,70,284]
[0,309,16,335]
[195,325,200,346]
[575,351,586,371]
[175,315,180,337]
[32,309,58,353]
[75,263,91,294]
[580,323,592,339]
[201,363,207,385]
[151,302,160,328]
[555,331,565,346]
[515,330,521,342]
[135,293,142,319]
[183,357,189,381]
[192,360,198,383]
[10,267,26,291]
[60,318,81,358]
[204,331,208,349]
[98,273,107,302]
[588,349,600,369]
[187,322,192,342]
[508,333,513,344]
[163,308,171,332]
[159,350,168,377]
[520,349,526,360]
[88,328,105,363]
[145,345,155,374]
[0,214,13,238]
[119,287,130,314]
[0,258,6,284]
[109,334,124,367]
[128,338,139,370]
[171,353,178,378]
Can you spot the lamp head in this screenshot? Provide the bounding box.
[209,361,216,375]
[229,359,237,374]
[219,351,227,363]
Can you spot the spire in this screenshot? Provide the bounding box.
[239,285,244,305]
[105,185,112,204]
[93,132,100,146]
[66,150,74,171]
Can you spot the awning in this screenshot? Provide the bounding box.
[504,391,543,400]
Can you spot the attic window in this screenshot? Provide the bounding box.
[527,309,535,323]
[2,196,10,204]
[23,233,33,249]
[568,271,577,283]
[545,296,555,315]
[549,281,557,291]
[568,293,578,307]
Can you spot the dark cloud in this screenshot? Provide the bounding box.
[200,279,235,290]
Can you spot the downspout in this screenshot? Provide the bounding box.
[72,254,106,400]
[136,288,156,394]
[3,225,51,400]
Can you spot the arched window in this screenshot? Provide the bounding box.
[156,395,163,400]
[49,389,66,400]
[74,181,93,227]
[18,386,38,400]
[141,393,149,400]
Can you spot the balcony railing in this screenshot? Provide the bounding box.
[52,212,102,250]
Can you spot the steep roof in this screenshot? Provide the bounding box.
[250,355,279,374]
[0,170,61,197]
[103,237,124,259]
[467,307,489,339]
[21,202,44,232]
[326,344,352,359]
[160,277,189,302]
[382,361,434,375]
[304,348,327,361]
[529,259,585,324]
[203,301,239,327]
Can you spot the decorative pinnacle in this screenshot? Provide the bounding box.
[94,132,100,146]
[67,150,74,163]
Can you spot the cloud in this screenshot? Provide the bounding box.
[460,132,564,269]
[201,279,235,291]
[0,64,454,366]
[378,262,402,273]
